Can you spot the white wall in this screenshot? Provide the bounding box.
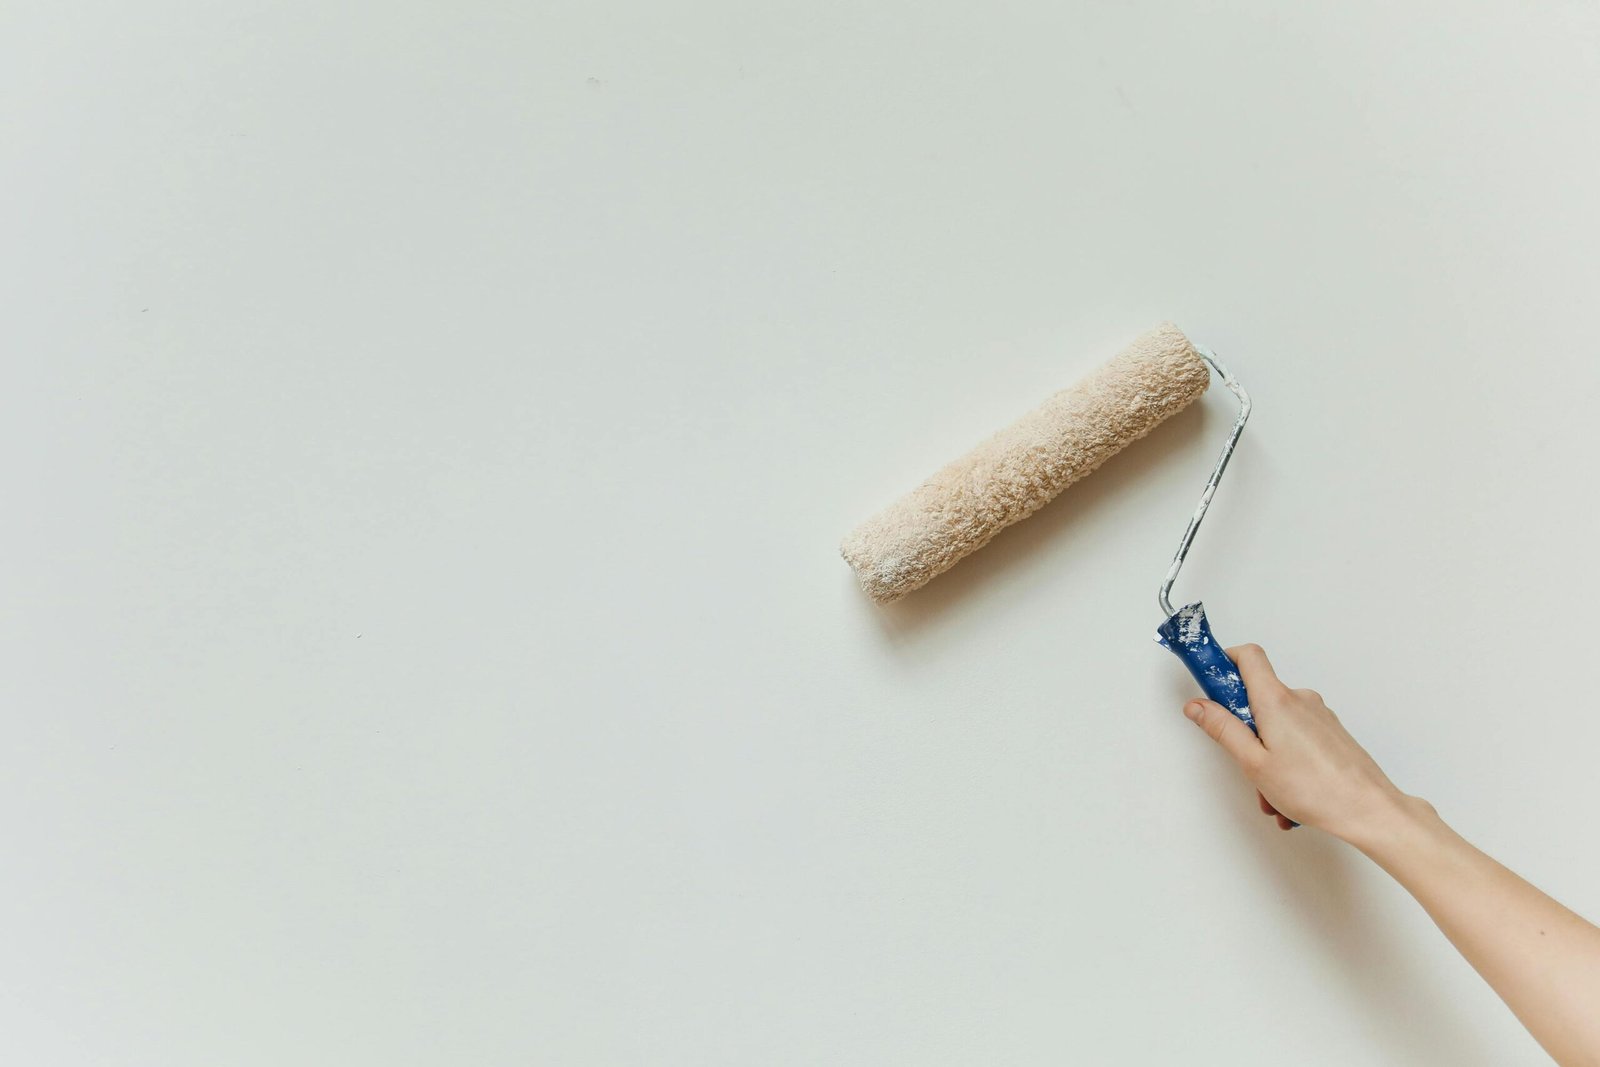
[4,2,1596,1063]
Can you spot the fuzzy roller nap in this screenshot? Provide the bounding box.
[841,323,1210,603]
[842,321,1277,811]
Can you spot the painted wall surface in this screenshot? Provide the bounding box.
[4,3,1597,1063]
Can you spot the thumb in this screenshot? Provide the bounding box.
[1183,699,1264,771]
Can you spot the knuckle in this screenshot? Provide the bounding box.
[1257,683,1291,708]
[1235,643,1264,658]
[1294,688,1323,703]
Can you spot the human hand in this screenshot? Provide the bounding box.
[1181,644,1406,843]
[1184,647,1600,1065]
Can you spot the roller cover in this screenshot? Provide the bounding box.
[841,323,1210,603]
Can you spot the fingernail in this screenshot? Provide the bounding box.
[1184,701,1203,721]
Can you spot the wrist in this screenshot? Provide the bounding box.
[1341,790,1446,860]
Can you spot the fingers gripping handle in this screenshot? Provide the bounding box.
[1155,602,1257,735]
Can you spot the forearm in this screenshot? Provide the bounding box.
[1179,652,1600,1061]
[1351,796,1600,1066]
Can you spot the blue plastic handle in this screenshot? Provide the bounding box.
[1155,601,1256,735]
[1158,602,1298,825]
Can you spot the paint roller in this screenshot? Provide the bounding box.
[842,323,1260,734]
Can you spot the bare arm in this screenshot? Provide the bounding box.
[1183,644,1600,1066]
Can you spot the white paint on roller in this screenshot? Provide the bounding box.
[841,324,1210,603]
[1178,602,1206,644]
